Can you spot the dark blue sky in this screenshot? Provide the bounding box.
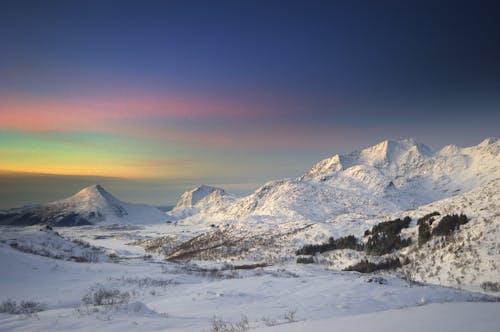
[0,0,499,207]
[3,0,500,103]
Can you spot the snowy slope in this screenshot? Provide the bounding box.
[397,178,500,293]
[0,226,110,262]
[0,185,167,226]
[287,177,500,294]
[256,302,499,332]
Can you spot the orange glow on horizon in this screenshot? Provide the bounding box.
[0,163,190,179]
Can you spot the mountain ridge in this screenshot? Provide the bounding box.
[169,137,499,224]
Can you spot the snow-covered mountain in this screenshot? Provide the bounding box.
[169,185,236,220]
[0,184,167,226]
[175,185,232,209]
[173,138,499,224]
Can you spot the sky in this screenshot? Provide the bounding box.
[1,0,499,208]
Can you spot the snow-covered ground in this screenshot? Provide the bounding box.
[256,302,499,332]
[0,228,497,332]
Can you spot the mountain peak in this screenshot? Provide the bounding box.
[76,184,113,199]
[359,138,432,165]
[303,138,433,180]
[175,185,227,208]
[64,184,122,210]
[478,137,498,147]
[84,184,105,193]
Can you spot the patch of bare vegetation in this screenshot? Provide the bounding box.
[0,299,46,317]
[207,315,249,332]
[162,262,241,280]
[7,239,104,262]
[166,223,313,262]
[110,276,177,288]
[205,309,297,332]
[481,282,500,293]
[81,285,131,307]
[131,235,180,255]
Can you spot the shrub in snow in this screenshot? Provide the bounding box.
[370,216,412,236]
[417,212,467,246]
[364,216,412,255]
[366,276,388,284]
[333,235,365,251]
[209,315,249,332]
[0,300,17,314]
[432,214,468,237]
[81,285,130,307]
[295,235,363,255]
[0,299,46,316]
[418,220,432,246]
[365,232,411,256]
[113,276,177,288]
[296,216,412,257]
[283,309,297,322]
[417,211,440,225]
[481,282,500,292]
[343,258,402,273]
[296,256,314,264]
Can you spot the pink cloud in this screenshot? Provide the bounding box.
[0,92,267,132]
[124,121,376,149]
[0,91,366,149]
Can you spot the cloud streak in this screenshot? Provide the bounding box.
[0,91,363,149]
[0,92,269,131]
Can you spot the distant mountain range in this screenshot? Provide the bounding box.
[1,137,498,229]
[168,137,499,224]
